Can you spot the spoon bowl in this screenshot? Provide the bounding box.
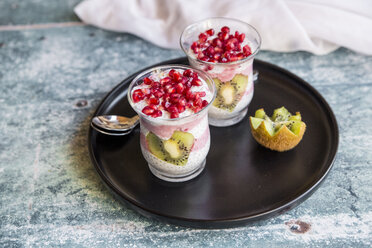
[91,115,139,135]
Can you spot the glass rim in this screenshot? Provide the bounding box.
[180,17,262,66]
[127,64,217,123]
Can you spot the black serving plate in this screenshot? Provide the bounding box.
[88,58,338,228]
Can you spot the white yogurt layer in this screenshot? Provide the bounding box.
[142,136,210,176]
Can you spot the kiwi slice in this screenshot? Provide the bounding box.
[249,107,306,151]
[146,131,194,166]
[212,74,248,112]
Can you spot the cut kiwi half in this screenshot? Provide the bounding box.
[212,74,248,112]
[249,107,306,152]
[146,130,194,166]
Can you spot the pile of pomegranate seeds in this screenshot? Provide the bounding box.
[191,26,252,63]
[132,69,209,119]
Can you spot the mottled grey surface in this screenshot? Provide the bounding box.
[0,0,81,25]
[0,11,372,248]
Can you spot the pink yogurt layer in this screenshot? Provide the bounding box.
[209,62,253,82]
[140,115,206,140]
[244,79,254,96]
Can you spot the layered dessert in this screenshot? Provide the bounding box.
[180,18,261,127]
[128,66,215,182]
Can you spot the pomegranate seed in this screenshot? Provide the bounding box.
[214,53,221,60]
[177,104,186,113]
[225,38,238,51]
[170,112,179,119]
[162,100,171,109]
[202,100,208,107]
[154,110,163,117]
[194,92,201,100]
[132,93,142,103]
[221,26,230,33]
[225,42,234,51]
[142,106,155,115]
[193,106,202,113]
[214,46,223,53]
[198,33,208,43]
[172,71,182,82]
[164,84,176,94]
[223,51,231,60]
[170,93,181,103]
[197,52,205,60]
[200,42,209,49]
[209,58,218,63]
[235,44,241,52]
[148,104,157,110]
[132,89,144,103]
[218,32,229,41]
[175,83,184,93]
[153,90,163,98]
[212,38,223,48]
[193,98,202,107]
[206,29,214,36]
[230,54,238,62]
[186,92,195,101]
[148,97,159,105]
[206,64,214,70]
[168,69,176,78]
[219,57,228,63]
[143,77,153,85]
[178,97,187,107]
[191,41,199,50]
[191,72,199,79]
[181,76,189,85]
[191,78,202,86]
[206,46,215,56]
[243,45,252,56]
[234,31,240,38]
[238,33,245,43]
[193,47,201,54]
[160,77,171,85]
[236,52,244,60]
[183,69,193,77]
[168,105,178,113]
[133,89,143,95]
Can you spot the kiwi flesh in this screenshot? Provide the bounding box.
[146,131,194,166]
[253,107,303,135]
[249,107,306,151]
[212,74,248,112]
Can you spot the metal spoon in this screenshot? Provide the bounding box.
[91,115,139,135]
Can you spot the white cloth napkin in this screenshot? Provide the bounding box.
[74,0,372,55]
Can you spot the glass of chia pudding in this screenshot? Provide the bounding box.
[128,65,216,182]
[180,17,261,127]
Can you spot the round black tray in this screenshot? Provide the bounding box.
[88,57,338,228]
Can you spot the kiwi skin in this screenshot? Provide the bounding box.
[250,119,306,152]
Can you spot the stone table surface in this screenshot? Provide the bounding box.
[0,1,371,247]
